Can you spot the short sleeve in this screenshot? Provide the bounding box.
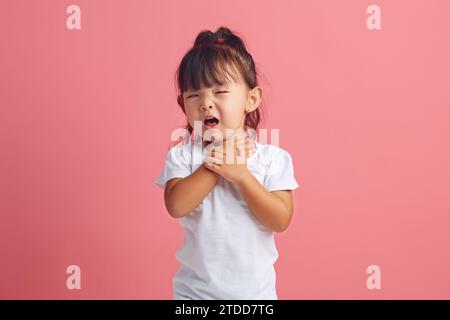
[263,149,300,192]
[154,144,192,189]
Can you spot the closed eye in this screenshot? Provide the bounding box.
[186,91,228,98]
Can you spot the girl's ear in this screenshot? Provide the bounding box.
[177,94,186,114]
[246,86,263,113]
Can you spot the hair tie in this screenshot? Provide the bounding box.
[197,38,225,49]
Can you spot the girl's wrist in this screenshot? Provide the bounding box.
[236,169,253,186]
[203,162,221,180]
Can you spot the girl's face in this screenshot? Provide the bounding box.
[182,79,262,141]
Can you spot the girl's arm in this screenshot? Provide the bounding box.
[164,164,220,218]
[237,171,294,233]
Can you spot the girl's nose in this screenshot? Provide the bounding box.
[201,104,213,111]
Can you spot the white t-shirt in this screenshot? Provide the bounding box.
[154,134,300,300]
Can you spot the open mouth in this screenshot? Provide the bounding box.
[203,116,219,127]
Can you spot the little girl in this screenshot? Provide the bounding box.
[155,27,300,300]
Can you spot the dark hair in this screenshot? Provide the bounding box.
[174,26,265,137]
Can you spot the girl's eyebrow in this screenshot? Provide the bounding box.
[186,85,231,93]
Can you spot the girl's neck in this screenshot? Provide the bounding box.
[198,127,252,147]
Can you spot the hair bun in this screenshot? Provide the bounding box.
[193,26,245,50]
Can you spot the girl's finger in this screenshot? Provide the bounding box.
[226,131,246,144]
[244,141,256,158]
[213,152,224,164]
[204,156,214,164]
[210,144,225,157]
[211,154,224,164]
[215,133,252,163]
[234,137,248,154]
[205,156,222,165]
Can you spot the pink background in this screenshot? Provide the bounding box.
[1,0,449,299]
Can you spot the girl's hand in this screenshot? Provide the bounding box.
[204,132,256,185]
